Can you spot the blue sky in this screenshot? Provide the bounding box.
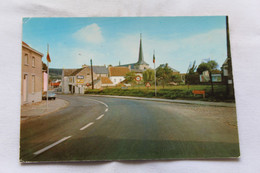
[22,16,227,73]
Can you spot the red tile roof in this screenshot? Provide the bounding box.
[101,77,113,84]
[109,67,130,77]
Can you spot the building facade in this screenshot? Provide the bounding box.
[62,65,110,93]
[108,66,130,85]
[21,42,44,105]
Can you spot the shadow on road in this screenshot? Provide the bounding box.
[21,135,240,162]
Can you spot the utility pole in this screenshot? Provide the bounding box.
[46,44,49,109]
[90,59,94,89]
[226,16,234,98]
[153,50,157,96]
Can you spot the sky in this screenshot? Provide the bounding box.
[22,16,228,73]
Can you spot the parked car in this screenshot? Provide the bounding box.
[42,92,56,100]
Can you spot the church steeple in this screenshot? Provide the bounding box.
[137,33,148,65]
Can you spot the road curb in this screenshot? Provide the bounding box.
[85,94,235,107]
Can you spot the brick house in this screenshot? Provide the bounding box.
[62,65,110,93]
[21,42,44,105]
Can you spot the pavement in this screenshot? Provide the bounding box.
[20,95,239,162]
[21,98,69,121]
[86,94,236,107]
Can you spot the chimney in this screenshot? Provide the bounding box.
[82,64,87,68]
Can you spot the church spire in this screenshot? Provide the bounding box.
[137,33,146,64]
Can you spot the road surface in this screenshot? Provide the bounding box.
[20,95,239,162]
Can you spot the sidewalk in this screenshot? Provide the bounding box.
[21,98,69,121]
[86,95,236,107]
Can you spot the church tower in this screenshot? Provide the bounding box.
[135,33,149,70]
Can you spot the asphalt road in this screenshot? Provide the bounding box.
[20,95,239,162]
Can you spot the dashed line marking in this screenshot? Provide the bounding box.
[86,98,108,108]
[80,122,94,131]
[33,136,71,155]
[105,108,108,112]
[96,114,104,120]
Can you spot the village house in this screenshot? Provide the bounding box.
[21,42,44,105]
[62,65,111,93]
[108,66,130,85]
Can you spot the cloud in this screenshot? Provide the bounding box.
[73,23,104,44]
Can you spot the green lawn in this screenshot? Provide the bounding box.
[85,85,233,102]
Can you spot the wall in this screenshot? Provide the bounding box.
[21,46,43,105]
[110,76,125,85]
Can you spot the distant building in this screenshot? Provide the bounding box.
[108,66,130,85]
[21,42,44,105]
[62,65,111,93]
[118,34,149,77]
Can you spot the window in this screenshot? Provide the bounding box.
[114,79,116,83]
[25,54,28,65]
[32,75,35,93]
[32,57,35,67]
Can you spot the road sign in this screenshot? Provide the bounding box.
[77,79,84,84]
[135,76,141,81]
[145,82,151,87]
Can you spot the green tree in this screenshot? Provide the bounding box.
[197,60,219,96]
[186,61,198,85]
[124,71,136,84]
[171,74,182,84]
[187,61,197,75]
[197,60,218,74]
[143,69,155,83]
[156,63,173,88]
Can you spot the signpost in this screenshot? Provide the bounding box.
[76,75,84,84]
[145,82,151,89]
[135,76,141,82]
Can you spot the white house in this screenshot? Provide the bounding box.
[108,66,130,85]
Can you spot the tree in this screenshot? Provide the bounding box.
[143,69,155,83]
[156,63,173,88]
[197,60,219,96]
[187,61,197,75]
[186,61,199,85]
[171,74,182,84]
[124,71,136,84]
[197,60,218,74]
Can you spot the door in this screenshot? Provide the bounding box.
[23,74,28,102]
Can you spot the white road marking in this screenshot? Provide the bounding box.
[33,136,71,155]
[86,98,108,108]
[105,108,108,112]
[96,114,104,120]
[80,122,94,131]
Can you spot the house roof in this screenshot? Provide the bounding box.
[109,67,130,76]
[22,41,30,47]
[101,77,113,84]
[70,68,84,76]
[93,66,108,74]
[22,41,44,57]
[63,69,80,76]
